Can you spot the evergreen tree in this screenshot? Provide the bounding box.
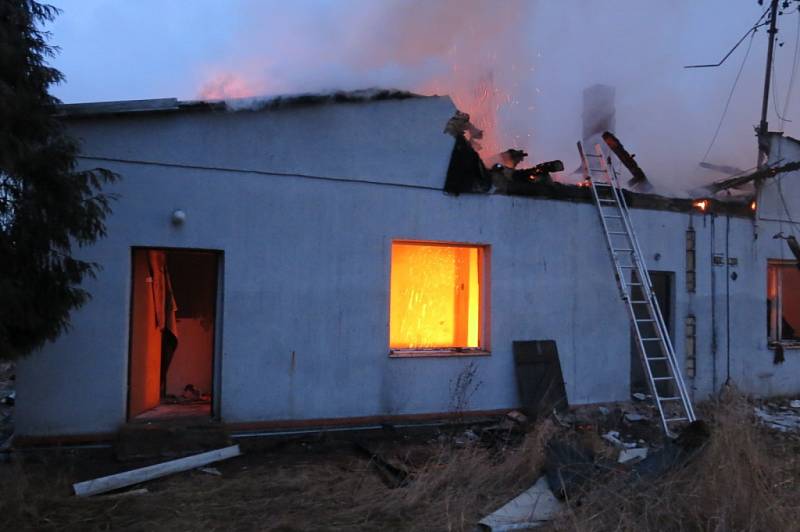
[0,1,117,359]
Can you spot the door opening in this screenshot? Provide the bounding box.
[128,248,220,421]
[630,271,674,394]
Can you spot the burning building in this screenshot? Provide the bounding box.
[11,89,800,442]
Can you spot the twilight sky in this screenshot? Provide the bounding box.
[45,1,800,189]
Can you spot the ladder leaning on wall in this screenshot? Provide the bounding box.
[577,142,696,438]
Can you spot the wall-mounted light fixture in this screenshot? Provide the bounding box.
[171,209,186,226]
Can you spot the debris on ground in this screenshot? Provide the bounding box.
[506,410,528,425]
[353,441,409,488]
[618,447,648,464]
[624,411,648,422]
[1,391,14,406]
[755,401,800,432]
[478,476,563,531]
[73,444,242,497]
[543,440,599,499]
[197,466,221,476]
[602,430,637,449]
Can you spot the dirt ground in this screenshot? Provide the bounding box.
[3,393,800,531]
[0,420,554,531]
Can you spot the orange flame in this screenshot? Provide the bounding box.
[198,73,258,100]
[693,199,708,212]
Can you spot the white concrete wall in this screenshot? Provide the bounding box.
[741,133,800,394]
[13,98,793,437]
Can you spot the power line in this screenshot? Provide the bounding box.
[684,7,770,68]
[75,155,446,192]
[771,46,792,124]
[779,10,800,130]
[702,28,758,162]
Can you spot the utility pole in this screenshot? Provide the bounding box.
[758,0,780,167]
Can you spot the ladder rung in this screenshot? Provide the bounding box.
[665,417,689,423]
[608,231,627,235]
[647,356,667,361]
[635,318,655,322]
[658,396,681,402]
[585,153,602,158]
[652,376,674,381]
[594,182,613,187]
[627,282,642,286]
[630,300,648,304]
[620,265,637,269]
[604,215,623,219]
[613,248,634,252]
[641,337,661,341]
[599,199,617,204]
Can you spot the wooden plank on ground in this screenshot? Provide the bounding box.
[73,444,241,497]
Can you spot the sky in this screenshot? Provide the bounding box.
[45,0,800,191]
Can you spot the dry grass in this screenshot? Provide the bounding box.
[4,395,798,531]
[0,421,555,531]
[549,392,800,532]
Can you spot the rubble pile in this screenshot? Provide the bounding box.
[754,397,800,434]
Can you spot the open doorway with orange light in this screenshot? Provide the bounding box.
[127,248,220,421]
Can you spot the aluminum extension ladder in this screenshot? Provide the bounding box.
[578,142,696,437]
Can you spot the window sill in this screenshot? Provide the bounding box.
[768,342,800,350]
[389,349,491,358]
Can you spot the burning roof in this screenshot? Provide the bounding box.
[57,89,428,118]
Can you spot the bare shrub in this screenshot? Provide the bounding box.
[448,361,483,423]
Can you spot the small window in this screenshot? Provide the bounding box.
[768,260,800,345]
[390,241,487,354]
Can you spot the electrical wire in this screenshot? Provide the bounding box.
[684,7,770,68]
[76,155,447,192]
[702,28,758,162]
[776,175,798,234]
[771,52,792,124]
[779,10,800,130]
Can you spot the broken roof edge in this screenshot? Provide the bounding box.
[443,131,753,218]
[57,89,440,118]
[708,132,800,193]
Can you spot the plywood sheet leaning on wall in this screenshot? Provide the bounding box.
[513,341,568,419]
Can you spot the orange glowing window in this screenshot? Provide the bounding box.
[390,242,486,351]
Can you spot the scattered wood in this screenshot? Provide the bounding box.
[73,444,241,497]
[707,160,800,192]
[601,131,649,188]
[353,442,409,488]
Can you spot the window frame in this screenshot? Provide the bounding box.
[388,239,491,358]
[767,259,800,349]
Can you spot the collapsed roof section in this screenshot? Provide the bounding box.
[443,111,751,217]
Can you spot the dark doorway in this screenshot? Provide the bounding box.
[128,248,220,421]
[630,271,674,394]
